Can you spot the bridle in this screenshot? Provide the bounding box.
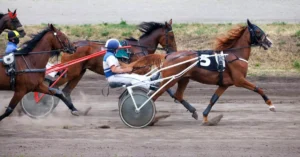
[53,30,74,53]
[131,26,174,54]
[162,27,174,54]
[1,14,21,30]
[248,24,266,47]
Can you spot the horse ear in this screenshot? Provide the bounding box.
[169,19,173,25]
[247,19,253,27]
[8,9,11,13]
[50,24,55,31]
[13,9,17,15]
[165,21,168,27]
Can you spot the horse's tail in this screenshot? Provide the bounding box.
[120,54,166,75]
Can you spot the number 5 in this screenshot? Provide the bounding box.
[200,55,211,66]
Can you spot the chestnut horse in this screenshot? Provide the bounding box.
[151,20,274,125]
[0,24,79,121]
[53,20,177,104]
[0,9,26,37]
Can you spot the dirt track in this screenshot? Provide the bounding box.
[0,73,300,157]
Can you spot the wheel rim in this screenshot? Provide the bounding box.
[119,93,155,128]
[118,88,148,107]
[21,92,55,118]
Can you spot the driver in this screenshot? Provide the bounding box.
[103,39,157,90]
[5,30,20,54]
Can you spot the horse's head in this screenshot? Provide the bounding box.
[48,24,76,54]
[247,19,272,50]
[160,19,177,53]
[3,9,26,37]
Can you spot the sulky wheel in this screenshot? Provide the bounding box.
[119,92,156,128]
[20,92,55,119]
[118,87,148,108]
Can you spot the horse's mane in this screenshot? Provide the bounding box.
[125,37,138,41]
[18,27,53,55]
[214,25,247,51]
[138,22,165,39]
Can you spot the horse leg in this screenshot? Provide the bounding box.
[235,78,275,111]
[149,79,180,126]
[35,83,90,116]
[202,86,228,126]
[168,78,198,120]
[62,69,86,103]
[0,91,26,121]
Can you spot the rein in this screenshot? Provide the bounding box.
[126,44,167,51]
[165,45,254,62]
[13,49,64,56]
[83,40,167,51]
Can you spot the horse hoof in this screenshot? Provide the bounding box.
[192,111,198,120]
[269,106,276,112]
[71,110,80,116]
[202,114,223,126]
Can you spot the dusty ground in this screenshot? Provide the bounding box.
[0,73,299,157]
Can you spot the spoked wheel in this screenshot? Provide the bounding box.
[119,92,156,128]
[118,87,148,107]
[21,92,55,118]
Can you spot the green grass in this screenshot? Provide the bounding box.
[101,30,110,37]
[272,22,287,25]
[121,31,132,37]
[293,60,300,70]
[294,30,300,38]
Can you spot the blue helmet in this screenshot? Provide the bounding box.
[105,39,120,51]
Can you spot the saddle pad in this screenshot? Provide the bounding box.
[197,50,224,71]
[3,53,15,65]
[115,40,129,59]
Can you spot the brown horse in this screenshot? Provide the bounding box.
[0,9,26,37]
[0,24,79,121]
[54,20,177,104]
[150,19,274,125]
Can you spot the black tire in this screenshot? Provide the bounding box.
[119,92,156,128]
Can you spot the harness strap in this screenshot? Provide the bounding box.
[218,71,224,86]
[227,54,248,64]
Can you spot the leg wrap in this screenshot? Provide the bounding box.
[62,91,72,103]
[166,89,175,98]
[253,86,259,93]
[262,95,269,102]
[211,94,219,105]
[203,104,212,117]
[180,100,196,113]
[0,107,14,119]
[49,87,62,95]
[203,94,219,117]
[4,107,13,116]
[54,93,76,111]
